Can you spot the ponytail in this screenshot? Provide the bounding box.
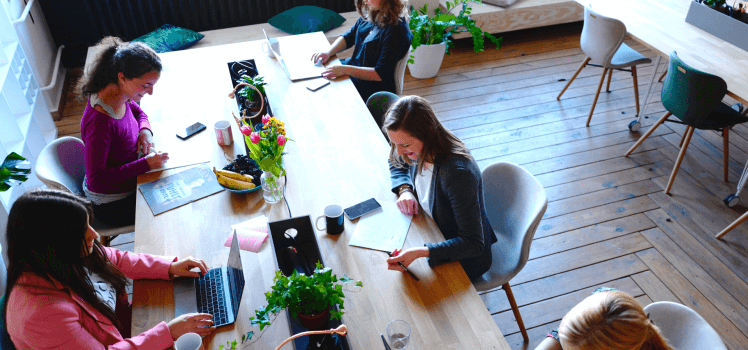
[639,321,673,350]
[76,36,161,99]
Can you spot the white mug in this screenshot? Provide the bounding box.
[174,332,202,350]
[214,120,232,146]
[261,41,275,58]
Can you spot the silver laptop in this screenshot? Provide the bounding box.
[263,29,327,81]
[173,231,245,327]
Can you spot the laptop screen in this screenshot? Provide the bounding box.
[227,231,245,316]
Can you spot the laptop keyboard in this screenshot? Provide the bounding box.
[195,269,228,325]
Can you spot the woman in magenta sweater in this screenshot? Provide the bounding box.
[3,189,213,349]
[78,37,169,226]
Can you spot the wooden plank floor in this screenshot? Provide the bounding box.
[57,22,748,349]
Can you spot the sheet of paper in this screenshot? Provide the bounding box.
[349,202,413,252]
[145,121,211,173]
[231,215,269,233]
[224,228,268,253]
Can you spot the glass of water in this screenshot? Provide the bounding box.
[386,320,411,349]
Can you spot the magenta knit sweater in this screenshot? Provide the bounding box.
[81,99,152,194]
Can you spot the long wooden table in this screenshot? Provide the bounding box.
[133,32,510,349]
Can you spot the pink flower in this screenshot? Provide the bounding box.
[262,114,271,124]
[240,125,252,136]
[250,132,261,144]
[277,134,286,146]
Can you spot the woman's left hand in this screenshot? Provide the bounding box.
[322,65,347,79]
[169,257,209,278]
[137,128,155,155]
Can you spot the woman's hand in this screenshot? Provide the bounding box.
[322,65,347,79]
[396,191,419,216]
[311,51,331,65]
[167,313,215,340]
[386,248,429,271]
[137,129,155,154]
[145,151,169,169]
[169,257,209,278]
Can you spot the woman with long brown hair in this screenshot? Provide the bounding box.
[383,96,497,281]
[311,0,412,102]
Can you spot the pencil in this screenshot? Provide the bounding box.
[381,334,392,350]
[387,251,420,281]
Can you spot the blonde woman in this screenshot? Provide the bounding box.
[382,96,497,281]
[536,288,673,350]
[311,0,412,102]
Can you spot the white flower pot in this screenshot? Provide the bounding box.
[407,42,447,79]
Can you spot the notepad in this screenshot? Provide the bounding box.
[349,202,413,252]
[224,215,270,252]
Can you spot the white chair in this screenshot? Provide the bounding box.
[473,162,548,342]
[394,50,409,96]
[0,244,6,296]
[557,6,652,127]
[644,301,727,350]
[35,137,134,244]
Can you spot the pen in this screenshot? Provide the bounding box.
[387,251,420,281]
[381,334,392,350]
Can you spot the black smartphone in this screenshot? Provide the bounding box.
[344,198,382,220]
[176,122,206,140]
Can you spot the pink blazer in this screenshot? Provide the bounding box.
[7,247,177,350]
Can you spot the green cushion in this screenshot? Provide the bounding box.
[268,6,346,35]
[132,24,204,53]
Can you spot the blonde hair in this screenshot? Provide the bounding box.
[383,95,471,175]
[559,291,673,350]
[356,0,408,26]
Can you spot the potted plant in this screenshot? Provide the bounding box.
[407,0,503,79]
[0,152,30,192]
[250,262,363,331]
[234,114,291,204]
[701,0,729,14]
[235,74,268,124]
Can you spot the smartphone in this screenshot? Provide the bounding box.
[306,80,330,92]
[344,198,382,220]
[176,122,206,140]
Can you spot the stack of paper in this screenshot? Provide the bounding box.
[224,215,269,253]
[349,202,413,252]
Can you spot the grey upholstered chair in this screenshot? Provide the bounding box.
[557,6,652,127]
[35,136,134,244]
[644,302,727,350]
[474,161,548,342]
[366,91,400,138]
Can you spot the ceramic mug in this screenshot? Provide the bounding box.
[214,120,232,146]
[315,205,344,235]
[174,332,202,350]
[261,41,275,58]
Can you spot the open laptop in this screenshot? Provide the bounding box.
[173,231,245,327]
[263,29,327,81]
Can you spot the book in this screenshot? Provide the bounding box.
[139,164,224,215]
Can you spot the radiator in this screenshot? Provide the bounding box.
[84,0,357,40]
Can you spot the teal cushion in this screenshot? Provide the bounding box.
[268,6,346,35]
[132,24,204,53]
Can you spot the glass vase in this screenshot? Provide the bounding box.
[260,171,284,204]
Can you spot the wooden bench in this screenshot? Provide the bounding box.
[440,0,583,39]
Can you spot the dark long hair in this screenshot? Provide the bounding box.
[383,95,472,174]
[356,0,407,26]
[2,190,129,332]
[76,36,162,99]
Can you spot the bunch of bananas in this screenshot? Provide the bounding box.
[213,167,256,190]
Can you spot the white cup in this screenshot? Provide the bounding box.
[262,41,275,58]
[174,332,202,350]
[214,120,233,146]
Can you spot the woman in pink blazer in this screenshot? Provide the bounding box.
[2,190,215,349]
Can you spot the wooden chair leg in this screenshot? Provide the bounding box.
[679,131,688,148]
[658,68,668,83]
[724,127,730,182]
[503,282,529,342]
[632,66,640,114]
[716,210,748,239]
[665,126,695,194]
[605,68,613,92]
[625,111,671,156]
[586,68,609,127]
[557,57,591,100]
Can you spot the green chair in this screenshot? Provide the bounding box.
[624,51,748,193]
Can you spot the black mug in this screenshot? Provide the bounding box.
[315,205,344,235]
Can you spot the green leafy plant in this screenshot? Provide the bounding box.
[250,262,363,331]
[408,0,503,64]
[218,340,237,350]
[0,152,30,192]
[237,75,267,104]
[702,0,726,7]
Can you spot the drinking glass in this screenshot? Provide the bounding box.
[386,320,411,349]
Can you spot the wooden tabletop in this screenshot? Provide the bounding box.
[133,32,510,350]
[576,0,748,103]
